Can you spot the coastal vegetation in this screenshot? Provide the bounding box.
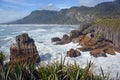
[0,52,111,80]
[94,18,120,32]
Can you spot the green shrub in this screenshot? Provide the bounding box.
[94,18,120,33]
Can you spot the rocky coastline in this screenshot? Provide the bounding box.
[52,23,116,57]
[4,21,119,65]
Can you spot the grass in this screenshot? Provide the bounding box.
[0,53,112,80]
[0,51,5,65]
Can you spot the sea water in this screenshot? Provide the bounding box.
[0,24,120,78]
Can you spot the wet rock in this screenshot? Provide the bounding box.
[80,34,92,46]
[90,49,107,57]
[70,30,82,38]
[9,33,40,64]
[51,37,61,42]
[72,35,84,43]
[67,48,81,57]
[104,48,116,55]
[61,34,71,44]
[79,46,95,52]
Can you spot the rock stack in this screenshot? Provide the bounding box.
[9,33,40,64]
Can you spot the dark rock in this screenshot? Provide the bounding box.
[9,33,40,64]
[67,48,81,57]
[61,34,71,44]
[79,46,95,52]
[70,30,82,38]
[51,37,61,42]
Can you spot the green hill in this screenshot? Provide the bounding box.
[12,0,120,24]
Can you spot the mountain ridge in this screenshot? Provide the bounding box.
[12,0,120,24]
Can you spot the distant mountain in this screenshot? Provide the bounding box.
[12,0,120,24]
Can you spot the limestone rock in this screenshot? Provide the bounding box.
[104,48,116,55]
[51,37,61,42]
[90,49,107,57]
[67,48,81,57]
[9,33,40,64]
[61,34,71,44]
[70,30,81,38]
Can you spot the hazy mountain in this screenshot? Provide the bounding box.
[12,0,120,24]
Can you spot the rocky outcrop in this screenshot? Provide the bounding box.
[9,33,40,64]
[70,30,82,38]
[67,49,81,57]
[79,36,116,57]
[91,25,120,51]
[90,49,107,57]
[51,37,61,42]
[51,34,72,45]
[52,23,116,57]
[61,34,72,44]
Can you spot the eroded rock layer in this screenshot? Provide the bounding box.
[9,33,40,64]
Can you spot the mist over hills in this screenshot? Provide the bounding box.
[12,0,120,24]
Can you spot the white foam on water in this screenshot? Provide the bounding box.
[30,29,47,32]
[37,40,120,78]
[12,29,47,34]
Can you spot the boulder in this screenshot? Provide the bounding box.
[51,37,61,42]
[9,33,40,64]
[90,49,107,57]
[67,48,81,57]
[61,34,71,44]
[104,48,116,55]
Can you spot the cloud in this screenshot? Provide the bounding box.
[0,10,30,23]
[38,3,60,11]
[79,0,114,7]
[2,0,35,6]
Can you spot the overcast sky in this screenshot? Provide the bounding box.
[0,0,114,23]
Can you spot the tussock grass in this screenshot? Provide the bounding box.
[0,54,111,80]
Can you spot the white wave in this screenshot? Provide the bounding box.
[3,36,13,41]
[0,24,79,27]
[29,29,47,32]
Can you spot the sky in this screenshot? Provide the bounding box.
[0,0,114,23]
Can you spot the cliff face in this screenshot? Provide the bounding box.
[85,18,120,51]
[92,26,119,49]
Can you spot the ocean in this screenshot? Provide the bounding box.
[0,24,120,78]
